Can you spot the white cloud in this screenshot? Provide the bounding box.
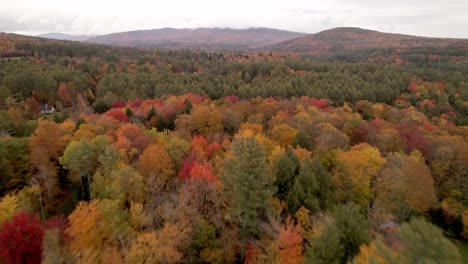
[0,0,466,38]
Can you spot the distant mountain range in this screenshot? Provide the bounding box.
[31,27,468,54]
[37,33,97,41]
[85,27,306,50]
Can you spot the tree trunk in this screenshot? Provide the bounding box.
[38,191,45,221]
[81,176,86,200]
[87,173,92,200]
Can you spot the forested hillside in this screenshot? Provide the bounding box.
[86,27,306,50]
[0,33,467,263]
[267,27,468,55]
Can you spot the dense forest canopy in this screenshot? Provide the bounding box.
[0,33,467,263]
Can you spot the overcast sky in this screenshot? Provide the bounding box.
[1,0,467,38]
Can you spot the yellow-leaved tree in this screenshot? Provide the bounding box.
[333,143,385,207]
[0,194,18,223]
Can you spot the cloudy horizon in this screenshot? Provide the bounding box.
[1,0,467,38]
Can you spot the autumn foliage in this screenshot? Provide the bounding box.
[275,218,304,264]
[0,212,44,264]
[0,33,466,263]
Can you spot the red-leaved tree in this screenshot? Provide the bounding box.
[276,217,303,264]
[0,212,44,264]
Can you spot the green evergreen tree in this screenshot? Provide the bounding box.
[306,203,370,264]
[305,219,343,264]
[125,107,133,118]
[351,218,461,264]
[333,203,370,263]
[287,157,325,213]
[292,130,312,150]
[222,136,276,255]
[92,100,109,114]
[274,148,300,200]
[155,115,166,131]
[147,106,156,121]
[397,218,461,263]
[183,99,193,114]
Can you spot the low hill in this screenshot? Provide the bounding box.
[0,33,109,59]
[265,27,468,54]
[86,27,306,50]
[0,32,67,51]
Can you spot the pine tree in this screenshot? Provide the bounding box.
[147,106,156,121]
[222,136,276,254]
[287,157,331,214]
[183,99,193,114]
[292,130,312,150]
[333,203,370,263]
[274,148,300,200]
[156,114,167,131]
[305,203,370,264]
[397,218,461,263]
[352,218,461,264]
[92,100,109,114]
[305,218,343,264]
[287,158,322,213]
[125,107,133,118]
